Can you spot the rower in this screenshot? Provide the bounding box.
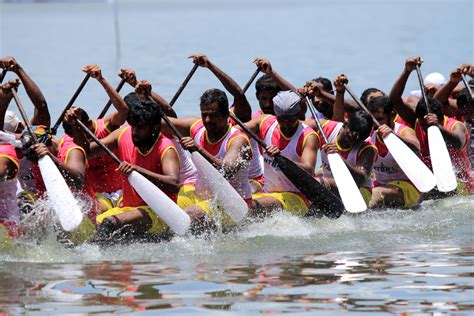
[68,90,181,242]
[241,91,319,217]
[367,96,422,208]
[390,57,474,195]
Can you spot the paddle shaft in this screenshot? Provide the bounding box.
[146,95,185,142]
[97,78,126,119]
[461,74,474,99]
[0,69,7,83]
[414,65,432,113]
[169,63,199,107]
[242,68,260,94]
[75,119,121,165]
[51,74,91,135]
[11,88,38,143]
[305,96,329,143]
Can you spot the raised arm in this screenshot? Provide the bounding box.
[83,64,129,130]
[0,56,50,127]
[332,74,348,122]
[389,57,422,127]
[434,64,472,116]
[190,54,251,122]
[0,80,17,131]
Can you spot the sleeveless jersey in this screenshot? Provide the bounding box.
[259,115,317,193]
[371,122,412,184]
[415,116,473,192]
[117,126,178,207]
[190,119,252,200]
[0,144,20,222]
[319,119,376,188]
[87,119,123,193]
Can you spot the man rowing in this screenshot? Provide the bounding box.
[390,57,473,195]
[68,88,181,243]
[304,76,377,205]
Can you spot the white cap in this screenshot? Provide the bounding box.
[3,110,21,133]
[273,91,301,117]
[410,72,447,97]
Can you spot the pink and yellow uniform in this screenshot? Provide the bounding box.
[87,119,123,194]
[415,116,474,194]
[178,119,253,220]
[96,126,178,233]
[0,144,21,237]
[371,122,420,207]
[253,115,318,216]
[318,119,376,204]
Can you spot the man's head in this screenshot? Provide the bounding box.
[456,87,474,115]
[273,91,301,136]
[255,74,281,115]
[62,107,90,137]
[360,88,385,106]
[308,77,333,118]
[344,111,373,145]
[124,92,162,148]
[415,96,443,122]
[4,110,25,134]
[200,88,229,136]
[367,96,393,127]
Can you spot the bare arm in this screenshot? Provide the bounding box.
[332,75,348,122]
[298,133,318,173]
[349,146,377,186]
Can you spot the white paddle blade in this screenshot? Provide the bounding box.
[327,153,367,213]
[191,152,248,222]
[37,156,83,232]
[127,171,190,235]
[427,126,458,192]
[383,133,436,193]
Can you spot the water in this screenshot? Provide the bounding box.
[1,0,473,314]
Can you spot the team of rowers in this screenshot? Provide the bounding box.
[0,55,472,245]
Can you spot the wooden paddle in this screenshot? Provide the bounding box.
[235,68,344,218]
[74,119,191,235]
[461,73,474,99]
[0,69,7,83]
[51,73,91,135]
[10,87,83,232]
[415,65,457,192]
[146,94,248,223]
[168,63,199,107]
[344,83,437,193]
[305,96,367,213]
[97,78,126,119]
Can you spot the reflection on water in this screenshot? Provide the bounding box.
[0,196,472,314]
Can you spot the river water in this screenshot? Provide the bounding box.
[1,0,473,315]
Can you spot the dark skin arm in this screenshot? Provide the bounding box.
[434,64,472,117]
[332,74,348,122]
[424,113,466,149]
[30,143,86,190]
[0,56,50,127]
[377,123,420,154]
[389,56,423,128]
[82,64,129,131]
[190,54,251,122]
[121,69,177,118]
[0,80,19,131]
[117,148,181,194]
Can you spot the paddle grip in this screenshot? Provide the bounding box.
[305,96,329,144]
[344,84,381,128]
[0,69,7,84]
[52,73,91,135]
[169,63,199,108]
[75,119,121,165]
[97,78,126,119]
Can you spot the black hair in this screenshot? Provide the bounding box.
[415,96,443,119]
[200,88,229,116]
[255,74,281,94]
[360,88,385,106]
[348,111,373,141]
[456,87,473,109]
[312,77,333,94]
[124,92,162,126]
[367,96,393,116]
[62,107,89,136]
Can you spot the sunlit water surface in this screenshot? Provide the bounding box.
[1,0,473,314]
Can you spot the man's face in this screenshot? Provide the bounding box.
[131,122,159,148]
[366,91,384,104]
[256,90,277,115]
[200,102,229,136]
[277,114,300,136]
[371,107,391,127]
